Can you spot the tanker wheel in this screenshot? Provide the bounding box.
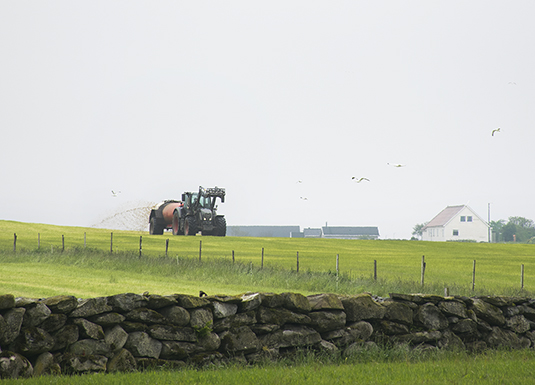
[215,216,227,236]
[172,211,183,235]
[150,218,164,235]
[184,217,197,236]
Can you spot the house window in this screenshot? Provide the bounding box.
[467,216,472,222]
[460,216,466,222]
[453,229,459,236]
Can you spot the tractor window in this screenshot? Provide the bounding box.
[200,196,212,208]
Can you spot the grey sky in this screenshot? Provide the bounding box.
[1,1,534,239]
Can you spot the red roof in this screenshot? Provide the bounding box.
[424,205,465,228]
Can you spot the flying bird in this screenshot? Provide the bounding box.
[111,190,121,197]
[508,82,517,85]
[352,177,370,183]
[300,197,308,200]
[491,128,501,136]
[387,163,405,168]
[296,180,303,184]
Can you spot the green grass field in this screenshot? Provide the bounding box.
[1,220,534,298]
[2,220,535,384]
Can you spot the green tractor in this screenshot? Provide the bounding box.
[171,186,227,236]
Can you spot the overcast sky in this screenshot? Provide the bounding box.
[1,1,534,239]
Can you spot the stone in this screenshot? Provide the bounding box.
[146,294,177,309]
[347,321,374,341]
[148,325,196,342]
[307,293,344,311]
[239,293,262,312]
[107,348,137,373]
[69,297,113,318]
[105,325,128,352]
[125,331,162,358]
[438,300,468,319]
[160,341,196,360]
[33,352,61,376]
[52,324,79,351]
[315,339,339,354]
[437,330,465,351]
[260,325,321,349]
[197,331,221,352]
[341,294,386,322]
[506,315,530,334]
[384,301,413,325]
[89,312,126,327]
[69,339,112,357]
[174,294,210,309]
[471,299,506,326]
[40,313,67,333]
[158,305,190,326]
[256,306,311,325]
[379,320,410,335]
[308,310,346,333]
[10,327,54,356]
[416,303,449,330]
[22,302,51,327]
[0,351,33,379]
[41,295,78,314]
[0,295,15,310]
[190,308,213,329]
[281,292,312,313]
[108,293,148,312]
[251,323,280,335]
[342,341,380,358]
[213,311,256,333]
[451,319,478,335]
[1,308,25,345]
[485,327,523,349]
[72,318,105,340]
[260,293,284,308]
[220,326,260,354]
[61,353,107,374]
[212,302,238,319]
[395,330,442,344]
[125,308,167,324]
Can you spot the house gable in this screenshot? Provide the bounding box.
[422,205,488,242]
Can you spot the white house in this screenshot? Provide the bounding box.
[421,205,489,242]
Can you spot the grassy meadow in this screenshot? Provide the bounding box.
[1,220,534,298]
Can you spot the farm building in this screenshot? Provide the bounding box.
[321,226,380,240]
[421,205,489,242]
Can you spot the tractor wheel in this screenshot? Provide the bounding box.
[172,211,183,235]
[184,217,197,236]
[150,218,164,235]
[214,216,227,236]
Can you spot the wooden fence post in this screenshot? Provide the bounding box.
[199,240,202,262]
[139,236,143,258]
[421,255,426,286]
[165,239,169,257]
[521,264,525,290]
[374,260,377,281]
[110,232,113,253]
[472,260,476,291]
[336,254,339,277]
[296,251,299,273]
[261,248,264,269]
[62,235,65,252]
[232,250,235,263]
[13,233,17,252]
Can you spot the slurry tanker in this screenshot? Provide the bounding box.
[149,186,226,236]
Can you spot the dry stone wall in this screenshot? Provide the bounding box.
[1,291,535,378]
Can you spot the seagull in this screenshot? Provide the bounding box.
[296,180,303,184]
[508,82,517,85]
[387,163,405,168]
[300,197,308,200]
[352,177,370,183]
[491,128,501,136]
[111,190,121,197]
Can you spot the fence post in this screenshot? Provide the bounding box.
[336,254,339,277]
[165,239,169,257]
[62,235,65,252]
[232,250,235,263]
[521,264,525,290]
[472,260,476,291]
[296,251,299,273]
[199,240,202,262]
[444,287,450,296]
[13,233,17,252]
[139,236,143,258]
[374,260,377,281]
[261,248,264,269]
[110,232,113,253]
[421,255,426,286]
[38,233,40,249]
